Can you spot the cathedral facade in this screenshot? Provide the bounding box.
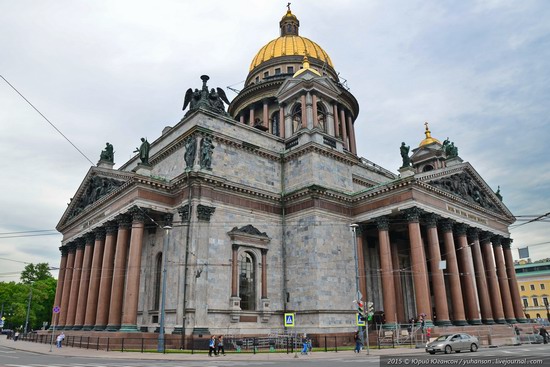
[52,8,526,341]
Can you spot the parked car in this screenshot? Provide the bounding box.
[426,333,479,354]
[1,329,13,335]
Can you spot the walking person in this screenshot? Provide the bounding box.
[539,326,548,344]
[301,334,309,355]
[208,335,216,357]
[13,330,19,342]
[217,335,226,356]
[56,332,65,348]
[354,330,363,353]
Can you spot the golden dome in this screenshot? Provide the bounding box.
[250,36,333,72]
[419,122,441,147]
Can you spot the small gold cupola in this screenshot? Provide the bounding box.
[293,55,322,77]
[419,121,441,147]
[280,3,300,36]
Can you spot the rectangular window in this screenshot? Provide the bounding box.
[533,298,539,307]
[522,298,528,308]
[521,285,525,291]
[263,71,269,78]
[275,68,281,75]
[541,284,546,290]
[530,284,535,291]
[287,66,294,74]
[543,297,549,306]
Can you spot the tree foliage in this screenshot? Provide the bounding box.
[0,263,56,332]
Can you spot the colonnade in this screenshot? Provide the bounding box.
[361,207,526,328]
[52,208,148,331]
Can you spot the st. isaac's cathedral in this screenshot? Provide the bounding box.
[52,7,526,344]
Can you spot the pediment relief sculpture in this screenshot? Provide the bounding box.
[67,175,125,220]
[428,172,498,211]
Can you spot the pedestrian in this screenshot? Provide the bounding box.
[353,330,363,353]
[217,334,226,356]
[301,334,309,355]
[56,332,65,348]
[13,330,19,342]
[208,335,216,357]
[539,326,548,344]
[307,337,313,353]
[515,326,520,336]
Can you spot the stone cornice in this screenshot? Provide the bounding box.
[283,141,359,166]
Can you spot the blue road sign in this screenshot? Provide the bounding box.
[284,313,295,327]
[356,313,366,327]
[53,306,60,314]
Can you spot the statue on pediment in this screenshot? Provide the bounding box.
[442,137,459,158]
[400,142,411,168]
[134,138,150,165]
[99,142,114,163]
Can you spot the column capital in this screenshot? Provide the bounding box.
[163,213,174,227]
[439,219,455,232]
[422,213,439,228]
[115,214,132,228]
[404,207,423,223]
[480,231,493,243]
[453,223,468,236]
[85,232,96,245]
[105,221,118,235]
[75,237,86,250]
[59,245,69,256]
[232,243,239,251]
[66,241,77,253]
[129,206,147,222]
[375,216,390,231]
[491,235,503,247]
[467,227,480,241]
[261,248,268,255]
[501,238,512,249]
[94,227,106,241]
[197,204,216,221]
[178,204,192,222]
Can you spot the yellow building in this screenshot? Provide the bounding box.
[515,261,550,320]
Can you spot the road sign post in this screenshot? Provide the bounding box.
[49,306,60,353]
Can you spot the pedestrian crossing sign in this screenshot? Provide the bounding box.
[356,313,366,327]
[284,313,295,327]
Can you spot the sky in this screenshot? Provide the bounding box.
[1,0,549,282]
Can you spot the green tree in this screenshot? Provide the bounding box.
[20,263,53,284]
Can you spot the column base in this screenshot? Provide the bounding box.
[516,318,529,323]
[382,322,398,330]
[506,318,517,324]
[494,318,507,324]
[81,325,94,331]
[56,325,66,330]
[467,319,482,325]
[119,324,139,332]
[93,325,107,331]
[481,318,495,325]
[452,320,468,326]
[434,320,453,326]
[106,325,120,331]
[71,325,83,330]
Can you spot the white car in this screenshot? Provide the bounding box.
[425,333,479,354]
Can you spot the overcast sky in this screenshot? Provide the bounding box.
[1,0,549,282]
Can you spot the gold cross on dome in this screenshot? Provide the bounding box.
[287,2,291,11]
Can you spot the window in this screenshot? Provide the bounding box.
[263,71,269,79]
[255,76,259,83]
[292,103,302,133]
[544,297,549,306]
[522,298,528,308]
[275,68,281,75]
[154,253,162,310]
[422,165,434,172]
[533,298,539,307]
[531,284,535,291]
[521,285,525,291]
[271,111,280,137]
[239,252,256,311]
[287,66,294,74]
[541,284,546,290]
[316,102,326,131]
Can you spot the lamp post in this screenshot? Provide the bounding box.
[545,299,550,323]
[23,285,33,334]
[158,224,172,353]
[350,224,369,354]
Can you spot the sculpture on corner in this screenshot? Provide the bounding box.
[183,75,231,118]
[442,137,459,158]
[400,142,411,168]
[134,138,151,165]
[199,136,214,170]
[184,135,197,169]
[99,142,114,163]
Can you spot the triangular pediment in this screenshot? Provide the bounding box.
[419,163,513,219]
[57,167,132,229]
[276,75,341,103]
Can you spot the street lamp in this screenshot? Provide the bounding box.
[23,285,33,334]
[158,224,172,353]
[350,223,369,355]
[545,298,550,323]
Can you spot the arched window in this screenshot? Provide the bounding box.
[422,165,434,172]
[271,111,280,137]
[239,252,256,311]
[317,102,326,131]
[292,103,302,133]
[154,253,162,310]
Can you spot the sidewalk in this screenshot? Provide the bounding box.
[0,337,426,362]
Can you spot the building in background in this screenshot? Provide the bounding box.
[515,261,550,321]
[51,7,526,342]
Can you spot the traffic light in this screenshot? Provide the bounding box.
[356,300,365,315]
[367,302,374,321]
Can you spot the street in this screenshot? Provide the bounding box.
[0,343,550,367]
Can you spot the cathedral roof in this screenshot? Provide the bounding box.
[248,7,334,72]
